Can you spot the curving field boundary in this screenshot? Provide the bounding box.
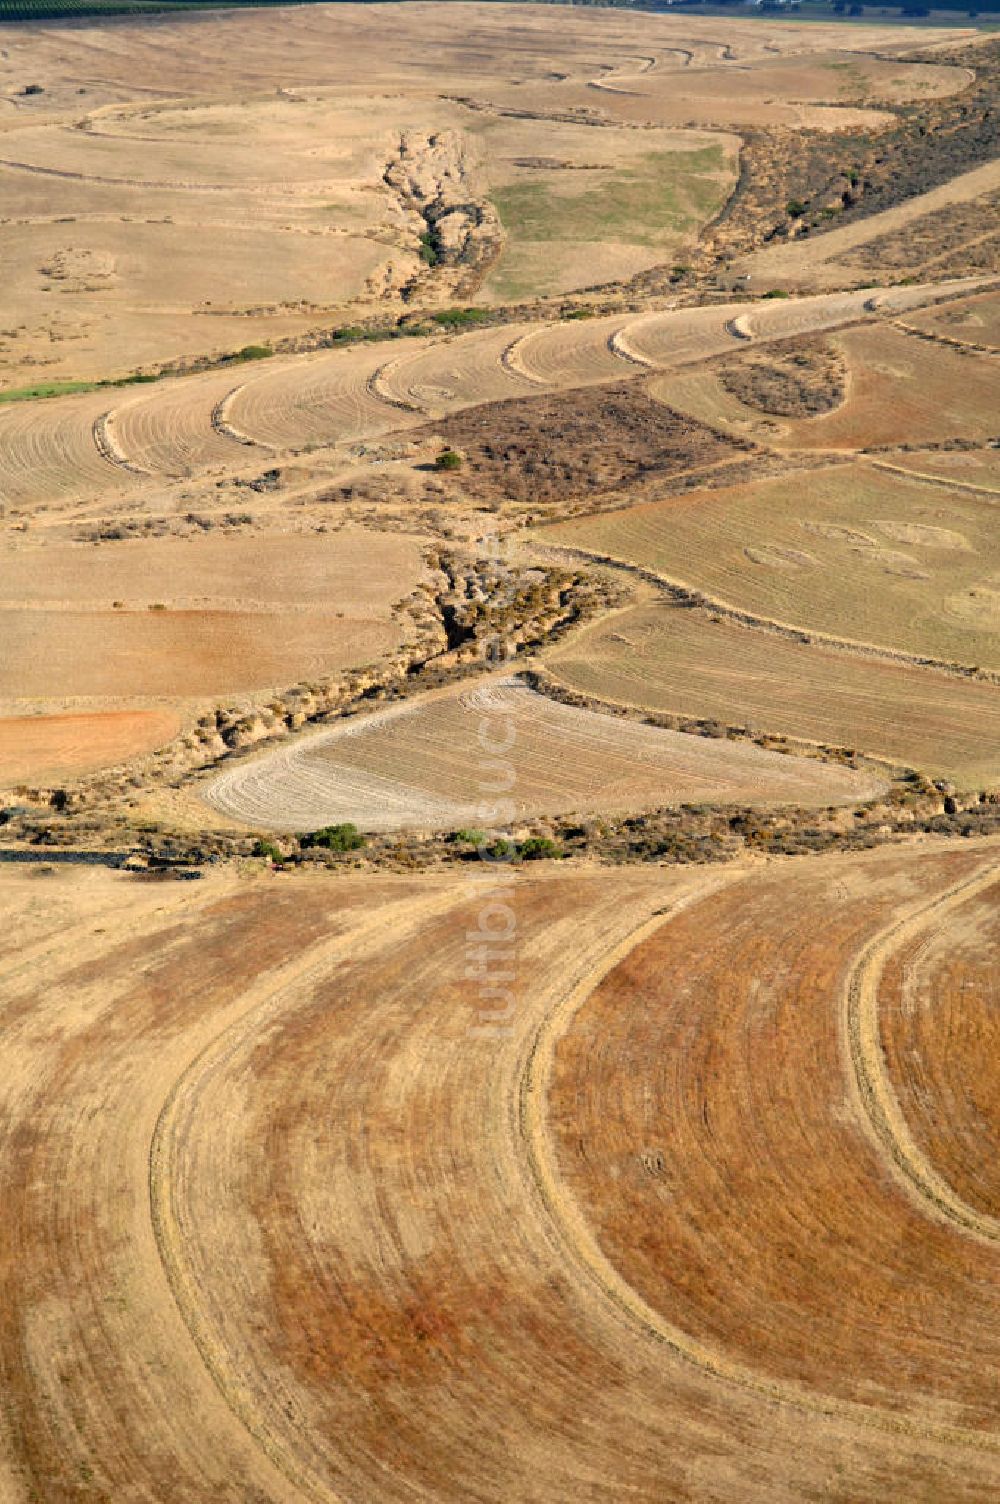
[522,851,1000,1451]
[845,859,1000,1245]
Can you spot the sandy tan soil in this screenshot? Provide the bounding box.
[0,528,424,703]
[0,708,182,785]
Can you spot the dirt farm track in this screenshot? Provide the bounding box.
[0,843,997,1501]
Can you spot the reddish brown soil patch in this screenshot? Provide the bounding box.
[0,708,183,786]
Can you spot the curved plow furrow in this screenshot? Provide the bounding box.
[546,844,1000,1438]
[2,849,999,1498]
[374,324,540,413]
[879,875,1000,1223]
[224,345,411,451]
[506,315,636,387]
[0,391,132,509]
[202,676,884,833]
[106,371,258,478]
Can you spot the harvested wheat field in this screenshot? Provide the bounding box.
[905,288,1000,349]
[3,3,1000,1498]
[203,675,881,832]
[653,320,1000,451]
[545,602,1000,787]
[0,282,967,514]
[0,708,183,786]
[877,447,1000,495]
[879,874,1000,1220]
[0,843,998,1500]
[547,842,1000,1452]
[0,529,424,700]
[541,460,1000,669]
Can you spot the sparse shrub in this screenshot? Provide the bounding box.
[762,289,790,300]
[518,836,563,861]
[452,828,486,846]
[231,344,272,363]
[434,448,463,472]
[418,231,439,266]
[302,823,365,852]
[112,600,125,609]
[431,307,489,328]
[148,602,167,611]
[786,200,807,219]
[485,837,518,861]
[252,838,284,864]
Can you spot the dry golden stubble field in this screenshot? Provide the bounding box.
[879,877,1000,1220]
[546,843,1000,1454]
[540,459,1000,670]
[906,287,1000,348]
[544,601,1000,788]
[0,844,997,1500]
[652,322,1000,452]
[201,674,884,834]
[0,281,972,517]
[0,4,976,382]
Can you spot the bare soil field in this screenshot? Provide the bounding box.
[203,675,882,833]
[0,528,423,702]
[545,601,1000,787]
[540,461,1000,669]
[0,844,997,1500]
[3,6,999,1498]
[0,707,182,785]
[0,4,976,384]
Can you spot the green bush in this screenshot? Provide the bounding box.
[762,289,790,300]
[253,838,284,863]
[431,307,489,328]
[434,448,463,471]
[231,344,272,363]
[518,836,563,861]
[452,828,487,846]
[302,822,365,852]
[786,199,807,218]
[418,231,439,267]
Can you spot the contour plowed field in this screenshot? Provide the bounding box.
[906,289,1000,350]
[545,602,1000,785]
[1,845,997,1500]
[4,282,978,512]
[547,844,1000,1434]
[203,676,883,832]
[541,461,1000,669]
[879,876,1000,1220]
[654,319,1000,451]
